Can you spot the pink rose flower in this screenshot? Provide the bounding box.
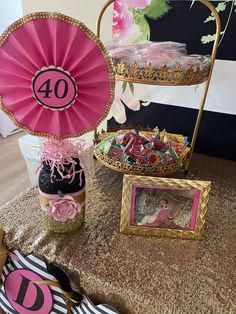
[45,195,81,222]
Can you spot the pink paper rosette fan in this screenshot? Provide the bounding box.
[0,12,115,139]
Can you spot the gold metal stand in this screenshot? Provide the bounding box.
[95,0,221,174]
[184,1,221,172]
[96,0,115,39]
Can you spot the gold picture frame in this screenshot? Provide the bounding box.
[120,175,211,240]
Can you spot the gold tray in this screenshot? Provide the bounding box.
[94,148,190,177]
[113,61,210,86]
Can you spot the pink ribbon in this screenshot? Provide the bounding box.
[38,139,85,184]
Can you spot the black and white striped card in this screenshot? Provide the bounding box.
[0,250,119,314]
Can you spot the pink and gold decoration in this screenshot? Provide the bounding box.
[0,12,115,139]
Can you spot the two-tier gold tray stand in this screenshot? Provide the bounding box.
[94,0,221,176]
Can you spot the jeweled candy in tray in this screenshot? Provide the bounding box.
[96,130,189,167]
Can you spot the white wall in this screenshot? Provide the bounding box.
[0,0,23,137]
[21,0,113,42]
[0,0,23,32]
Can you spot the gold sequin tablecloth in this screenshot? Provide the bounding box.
[0,154,236,314]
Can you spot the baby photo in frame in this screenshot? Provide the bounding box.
[120,175,211,239]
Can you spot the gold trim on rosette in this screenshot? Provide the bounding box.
[31,66,78,111]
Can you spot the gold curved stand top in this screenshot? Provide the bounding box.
[96,0,115,39]
[96,0,221,82]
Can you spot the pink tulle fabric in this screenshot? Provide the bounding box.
[107,41,210,70]
[39,139,85,184]
[0,18,112,138]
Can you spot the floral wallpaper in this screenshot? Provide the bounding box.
[200,0,236,46]
[109,0,236,125]
[107,81,151,124]
[111,0,172,123]
[113,0,171,43]
[113,0,236,46]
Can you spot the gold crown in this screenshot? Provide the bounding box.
[114,60,210,86]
